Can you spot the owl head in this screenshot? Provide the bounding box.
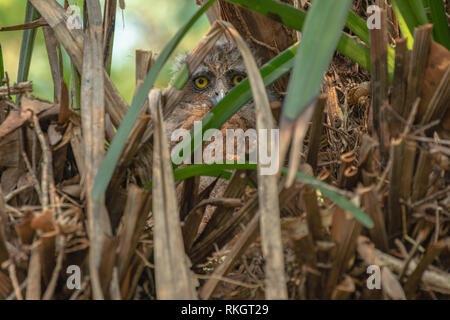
[174,35,249,107]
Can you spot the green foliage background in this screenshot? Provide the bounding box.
[0,0,210,102]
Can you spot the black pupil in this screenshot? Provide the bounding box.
[198,78,204,84]
[236,76,242,82]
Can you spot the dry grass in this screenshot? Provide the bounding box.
[0,0,449,300]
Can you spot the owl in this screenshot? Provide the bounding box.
[165,35,276,206]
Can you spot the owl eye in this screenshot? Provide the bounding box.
[232,74,245,86]
[194,76,209,89]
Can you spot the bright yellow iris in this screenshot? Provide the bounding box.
[194,76,208,89]
[232,74,245,86]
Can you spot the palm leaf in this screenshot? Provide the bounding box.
[429,0,450,50]
[391,0,429,49]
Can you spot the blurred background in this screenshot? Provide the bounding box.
[0,0,210,103]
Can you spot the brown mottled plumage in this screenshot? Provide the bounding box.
[165,35,274,141]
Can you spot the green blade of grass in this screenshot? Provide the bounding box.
[290,170,372,229]
[0,44,4,86]
[146,163,374,228]
[283,0,352,120]
[429,0,450,50]
[391,0,423,32]
[409,0,429,26]
[392,1,415,49]
[392,0,430,49]
[91,0,216,201]
[17,1,41,83]
[337,29,372,75]
[61,47,73,90]
[346,11,370,45]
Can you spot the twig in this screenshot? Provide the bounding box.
[69,277,89,300]
[4,184,34,202]
[21,150,42,198]
[399,98,420,141]
[8,263,23,300]
[6,279,27,300]
[42,237,65,300]
[376,156,392,192]
[136,249,154,269]
[407,135,450,146]
[410,120,441,136]
[31,113,60,216]
[403,240,446,298]
[399,229,429,281]
[411,186,450,209]
[0,81,33,97]
[0,18,48,31]
[193,198,242,210]
[5,204,23,218]
[30,113,49,210]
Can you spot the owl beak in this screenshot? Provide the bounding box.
[210,91,225,106]
[211,87,226,106]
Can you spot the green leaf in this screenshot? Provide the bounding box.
[70,59,81,109]
[429,0,450,50]
[391,0,430,49]
[392,2,414,49]
[146,163,374,228]
[0,44,4,86]
[337,30,372,75]
[283,0,352,120]
[91,0,217,201]
[17,1,40,83]
[346,11,370,45]
[171,63,189,90]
